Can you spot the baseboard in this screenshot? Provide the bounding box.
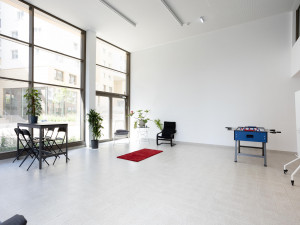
[148,138,297,155]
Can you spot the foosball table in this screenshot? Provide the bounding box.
[225,126,281,167]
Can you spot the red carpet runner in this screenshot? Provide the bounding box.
[117,149,163,162]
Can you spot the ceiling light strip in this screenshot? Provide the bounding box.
[98,0,136,27]
[161,0,183,26]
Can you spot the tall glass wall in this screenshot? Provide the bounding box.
[96,39,129,141]
[0,0,85,153]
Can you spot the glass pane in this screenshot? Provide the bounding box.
[96,39,127,72]
[34,47,81,88]
[34,84,82,142]
[96,96,110,140]
[0,79,28,153]
[0,0,29,42]
[34,10,81,58]
[0,38,29,80]
[113,98,125,132]
[96,67,126,95]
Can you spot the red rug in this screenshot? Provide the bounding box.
[117,149,163,162]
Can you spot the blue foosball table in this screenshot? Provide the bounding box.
[226,126,281,167]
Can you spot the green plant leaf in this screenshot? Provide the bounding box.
[24,88,42,116]
[87,109,104,140]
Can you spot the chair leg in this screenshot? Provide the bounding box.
[157,138,161,145]
[53,156,58,165]
[53,140,69,160]
[19,152,31,167]
[43,158,49,166]
[48,141,60,158]
[171,139,176,147]
[13,150,24,163]
[27,157,37,171]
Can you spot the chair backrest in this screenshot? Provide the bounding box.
[58,127,67,133]
[114,120,125,132]
[162,122,176,136]
[55,126,66,142]
[163,122,176,131]
[21,129,37,148]
[14,128,22,137]
[14,128,27,148]
[22,129,32,140]
[44,127,55,139]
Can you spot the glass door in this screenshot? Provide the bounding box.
[96,95,127,141]
[112,98,126,133]
[96,96,110,140]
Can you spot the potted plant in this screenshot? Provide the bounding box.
[128,109,151,128]
[87,109,103,149]
[154,119,163,131]
[24,88,42,124]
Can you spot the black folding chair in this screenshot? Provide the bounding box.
[21,129,50,171]
[51,127,69,165]
[156,122,176,147]
[13,128,33,163]
[36,127,59,158]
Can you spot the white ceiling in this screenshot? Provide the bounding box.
[26,0,296,52]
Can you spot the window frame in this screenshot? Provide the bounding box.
[0,0,86,158]
[95,37,130,142]
[296,4,300,42]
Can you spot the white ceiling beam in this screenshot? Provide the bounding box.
[161,0,184,26]
[98,0,136,27]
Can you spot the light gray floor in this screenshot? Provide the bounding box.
[1,140,300,225]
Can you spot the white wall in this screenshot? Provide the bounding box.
[291,38,300,77]
[131,12,300,152]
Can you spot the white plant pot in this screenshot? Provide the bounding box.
[138,120,145,127]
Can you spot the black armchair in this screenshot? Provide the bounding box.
[156,122,176,147]
[0,214,27,225]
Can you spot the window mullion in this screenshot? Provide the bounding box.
[29,6,34,87]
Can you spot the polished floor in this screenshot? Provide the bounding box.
[1,140,300,225]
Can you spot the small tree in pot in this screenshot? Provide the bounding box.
[24,88,42,124]
[87,109,103,149]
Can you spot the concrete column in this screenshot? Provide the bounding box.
[85,30,96,147]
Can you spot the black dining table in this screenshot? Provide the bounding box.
[17,122,68,169]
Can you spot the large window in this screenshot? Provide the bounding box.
[0,0,85,154]
[96,38,130,141]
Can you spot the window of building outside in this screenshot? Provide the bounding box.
[11,50,18,59]
[11,31,18,39]
[95,38,129,141]
[17,11,24,20]
[0,0,85,154]
[69,74,77,85]
[55,70,64,81]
